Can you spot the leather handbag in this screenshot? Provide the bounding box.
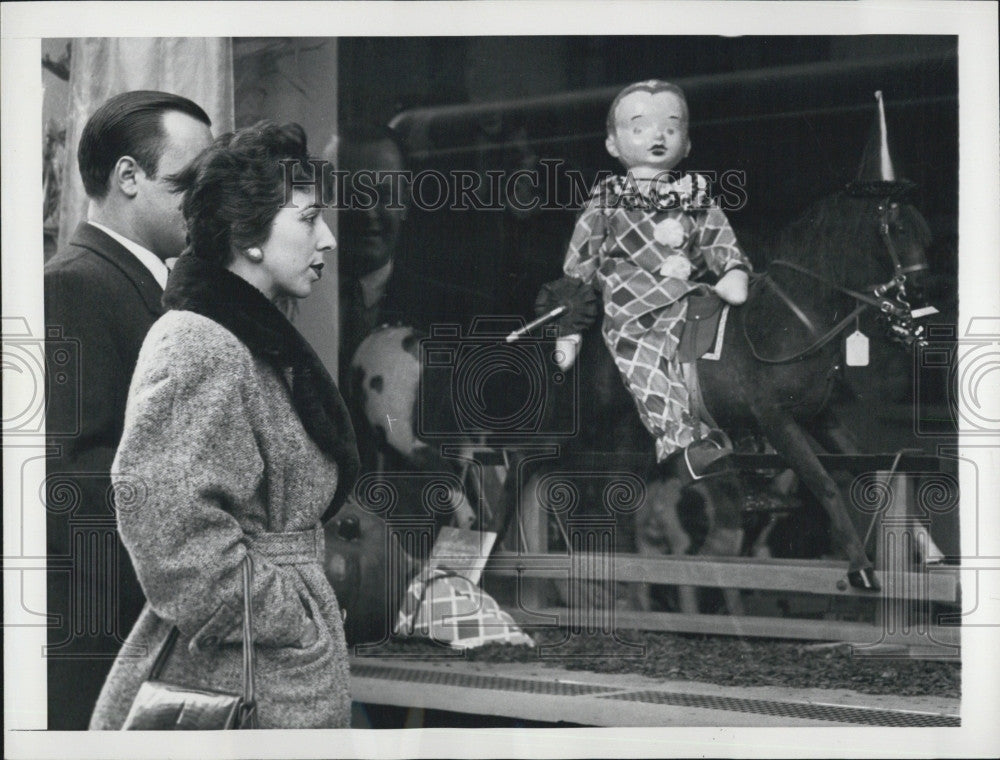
[122,555,258,730]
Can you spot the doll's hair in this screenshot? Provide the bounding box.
[606,80,689,135]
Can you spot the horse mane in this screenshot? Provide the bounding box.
[762,191,931,289]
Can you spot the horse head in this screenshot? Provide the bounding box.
[836,89,938,345]
[766,188,935,349]
[868,194,938,346]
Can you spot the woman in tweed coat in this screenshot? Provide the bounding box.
[90,122,359,729]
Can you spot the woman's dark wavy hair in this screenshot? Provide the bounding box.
[170,120,313,266]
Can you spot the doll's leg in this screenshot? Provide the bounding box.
[610,334,699,462]
[649,356,701,463]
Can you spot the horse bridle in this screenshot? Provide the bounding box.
[745,198,931,364]
[873,198,929,296]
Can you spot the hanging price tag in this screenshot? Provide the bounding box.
[845,330,870,366]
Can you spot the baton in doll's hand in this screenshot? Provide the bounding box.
[505,306,568,343]
[527,276,600,340]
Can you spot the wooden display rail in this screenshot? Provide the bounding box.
[506,606,960,648]
[462,448,949,472]
[467,451,959,646]
[730,452,948,472]
[486,552,960,603]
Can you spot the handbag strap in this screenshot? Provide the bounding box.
[148,627,180,681]
[240,554,256,720]
[147,554,257,711]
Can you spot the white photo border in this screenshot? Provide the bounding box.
[3,2,998,758]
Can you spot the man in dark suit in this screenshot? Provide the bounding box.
[44,90,213,730]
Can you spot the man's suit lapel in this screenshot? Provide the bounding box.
[70,223,164,315]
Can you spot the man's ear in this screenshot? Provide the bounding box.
[684,137,692,158]
[113,156,141,198]
[605,134,620,159]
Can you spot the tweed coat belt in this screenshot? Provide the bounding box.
[246,525,324,566]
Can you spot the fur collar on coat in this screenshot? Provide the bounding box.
[163,253,359,521]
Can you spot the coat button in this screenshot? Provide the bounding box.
[200,635,219,649]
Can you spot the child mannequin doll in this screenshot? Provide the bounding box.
[558,80,751,462]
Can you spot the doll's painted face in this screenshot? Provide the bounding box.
[606,90,691,178]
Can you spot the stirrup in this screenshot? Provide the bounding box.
[679,437,734,485]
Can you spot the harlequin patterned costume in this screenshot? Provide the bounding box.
[563,173,751,461]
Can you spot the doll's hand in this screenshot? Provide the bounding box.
[714,267,749,305]
[555,334,582,371]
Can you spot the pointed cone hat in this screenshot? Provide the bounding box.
[847,91,915,197]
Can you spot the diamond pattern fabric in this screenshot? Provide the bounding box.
[563,174,750,460]
[395,568,535,649]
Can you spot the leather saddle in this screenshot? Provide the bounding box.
[678,291,728,363]
[677,291,733,439]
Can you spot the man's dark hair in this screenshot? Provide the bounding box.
[77,90,211,200]
[169,120,312,266]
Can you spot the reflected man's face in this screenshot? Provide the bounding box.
[338,137,408,277]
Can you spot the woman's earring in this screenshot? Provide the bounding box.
[245,247,263,262]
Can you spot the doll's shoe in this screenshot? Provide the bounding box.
[847,567,881,592]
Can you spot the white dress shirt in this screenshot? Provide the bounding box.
[87,221,170,290]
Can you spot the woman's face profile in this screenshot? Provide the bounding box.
[257,188,336,300]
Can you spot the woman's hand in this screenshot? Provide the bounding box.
[714,267,749,305]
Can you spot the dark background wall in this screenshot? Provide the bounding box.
[335,36,957,330]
